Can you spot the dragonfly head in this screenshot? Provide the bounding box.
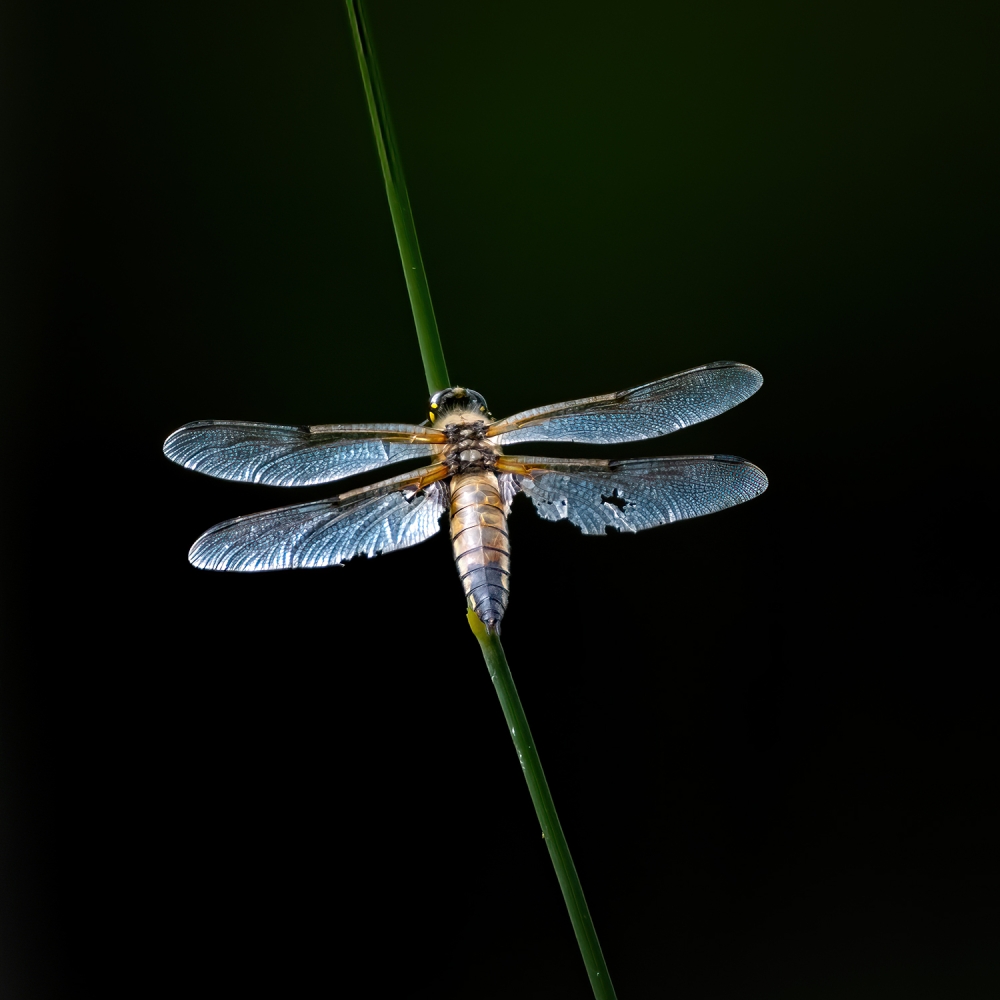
[427,387,491,423]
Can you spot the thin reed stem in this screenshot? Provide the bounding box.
[468,612,619,999]
[346,5,617,996]
[345,0,450,395]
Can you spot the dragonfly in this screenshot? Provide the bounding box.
[164,360,767,632]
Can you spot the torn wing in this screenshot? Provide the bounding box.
[487,361,762,447]
[163,420,445,487]
[501,455,767,535]
[188,466,450,571]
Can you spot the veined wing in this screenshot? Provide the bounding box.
[163,420,446,487]
[498,454,767,534]
[188,465,450,571]
[488,361,762,447]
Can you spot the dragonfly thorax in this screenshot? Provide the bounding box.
[440,418,499,472]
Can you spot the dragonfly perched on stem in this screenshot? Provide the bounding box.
[164,360,767,632]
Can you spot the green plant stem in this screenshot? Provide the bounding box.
[468,612,618,1000]
[345,0,450,396]
[347,5,616,996]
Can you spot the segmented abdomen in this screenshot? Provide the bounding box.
[449,471,511,631]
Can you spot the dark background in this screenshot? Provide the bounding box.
[2,2,996,997]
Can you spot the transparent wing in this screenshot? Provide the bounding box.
[188,468,450,571]
[488,361,762,446]
[504,455,767,534]
[164,420,445,487]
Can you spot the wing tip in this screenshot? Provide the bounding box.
[163,421,219,466]
[187,543,291,573]
[162,426,187,460]
[737,457,769,496]
[709,454,769,499]
[710,360,764,391]
[188,536,225,571]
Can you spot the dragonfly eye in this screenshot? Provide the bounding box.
[463,389,490,415]
[428,387,491,418]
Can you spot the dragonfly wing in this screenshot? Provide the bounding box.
[506,455,767,534]
[164,420,444,486]
[188,468,450,571]
[488,361,762,446]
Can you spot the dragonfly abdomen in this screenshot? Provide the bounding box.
[449,471,511,632]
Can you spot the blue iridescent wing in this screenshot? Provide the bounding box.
[501,454,767,534]
[188,467,450,571]
[163,420,445,487]
[488,361,762,447]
